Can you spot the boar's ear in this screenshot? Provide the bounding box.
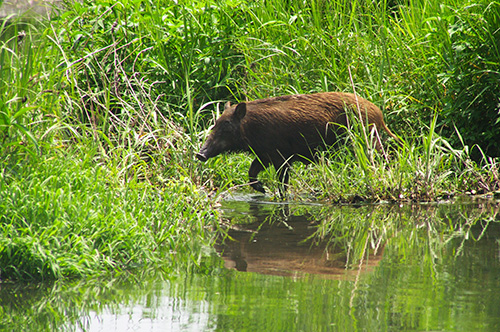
[233,103,247,122]
[224,101,232,110]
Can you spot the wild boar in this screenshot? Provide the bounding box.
[196,92,399,195]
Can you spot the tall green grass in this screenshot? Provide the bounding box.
[1,0,498,156]
[227,0,499,153]
[0,5,226,281]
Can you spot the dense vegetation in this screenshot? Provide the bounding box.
[0,0,499,281]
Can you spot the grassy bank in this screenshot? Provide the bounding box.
[0,147,219,281]
[0,0,499,281]
[0,142,221,281]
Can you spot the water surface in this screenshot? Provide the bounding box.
[1,195,500,331]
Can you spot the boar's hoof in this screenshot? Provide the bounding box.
[251,181,266,194]
[195,152,208,162]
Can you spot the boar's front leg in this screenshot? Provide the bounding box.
[249,158,269,193]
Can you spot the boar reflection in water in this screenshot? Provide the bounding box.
[215,216,383,278]
[196,92,399,195]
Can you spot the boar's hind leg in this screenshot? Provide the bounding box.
[249,158,269,193]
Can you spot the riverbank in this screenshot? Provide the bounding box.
[0,0,499,282]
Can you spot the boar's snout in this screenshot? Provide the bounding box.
[196,152,208,162]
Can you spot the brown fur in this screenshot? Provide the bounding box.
[196,92,398,195]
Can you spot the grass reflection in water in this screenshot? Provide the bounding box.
[1,197,500,332]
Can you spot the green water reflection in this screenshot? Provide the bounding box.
[1,196,500,331]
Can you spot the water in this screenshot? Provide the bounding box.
[1,195,500,331]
